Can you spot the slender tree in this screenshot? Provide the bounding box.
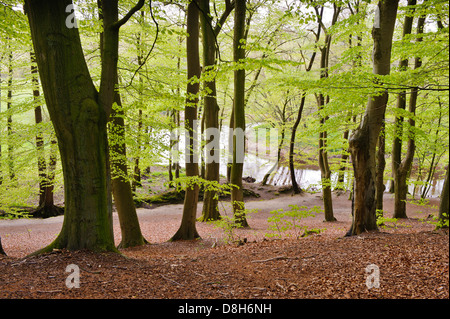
[315,4,340,222]
[389,0,417,193]
[394,14,426,218]
[198,0,234,222]
[230,0,249,227]
[97,0,147,249]
[171,0,201,241]
[347,0,399,236]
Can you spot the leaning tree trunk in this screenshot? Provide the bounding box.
[289,94,306,194]
[347,0,399,236]
[109,90,147,248]
[171,0,201,241]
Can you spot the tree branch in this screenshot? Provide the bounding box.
[113,0,145,29]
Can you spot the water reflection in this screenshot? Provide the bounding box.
[256,165,443,198]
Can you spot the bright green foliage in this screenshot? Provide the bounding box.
[0,0,448,239]
[266,205,324,239]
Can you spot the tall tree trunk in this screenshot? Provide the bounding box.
[347,0,399,236]
[25,0,144,253]
[109,90,147,248]
[316,5,339,222]
[389,0,416,194]
[133,18,145,192]
[198,0,221,222]
[394,15,426,218]
[99,2,147,249]
[171,0,201,241]
[289,12,322,194]
[230,0,249,228]
[26,0,115,252]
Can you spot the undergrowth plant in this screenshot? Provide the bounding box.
[266,205,325,239]
[209,206,259,245]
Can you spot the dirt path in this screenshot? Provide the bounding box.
[0,190,441,258]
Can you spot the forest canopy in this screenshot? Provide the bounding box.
[0,0,448,252]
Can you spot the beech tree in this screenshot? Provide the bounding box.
[230,0,249,227]
[171,0,201,241]
[393,13,426,219]
[24,0,144,253]
[347,0,399,236]
[198,0,235,222]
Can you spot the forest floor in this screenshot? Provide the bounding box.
[0,180,448,300]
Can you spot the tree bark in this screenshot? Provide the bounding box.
[99,1,147,248]
[289,94,306,194]
[375,121,386,213]
[316,5,339,222]
[389,0,416,194]
[25,0,143,252]
[171,0,201,241]
[198,0,232,222]
[394,15,425,218]
[347,0,398,236]
[230,0,249,228]
[26,0,115,252]
[109,91,147,248]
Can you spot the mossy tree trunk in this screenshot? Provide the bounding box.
[347,0,398,236]
[25,0,144,253]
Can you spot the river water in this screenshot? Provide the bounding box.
[157,126,444,198]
